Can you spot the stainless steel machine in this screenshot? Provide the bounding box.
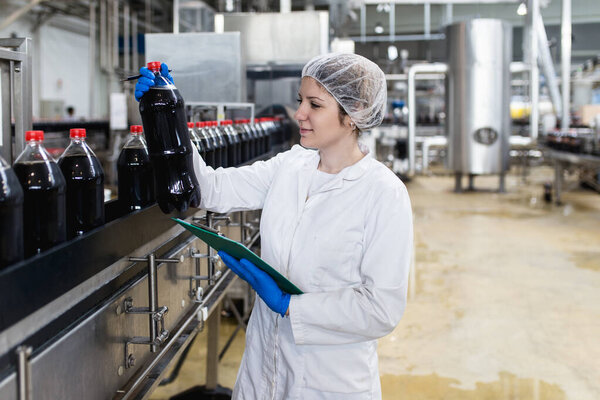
[0,201,261,400]
[445,19,512,192]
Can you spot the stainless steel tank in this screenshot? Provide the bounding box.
[446,19,512,177]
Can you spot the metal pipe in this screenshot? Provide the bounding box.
[0,0,43,31]
[89,2,96,118]
[528,0,540,140]
[100,0,106,69]
[132,13,138,71]
[407,63,448,176]
[389,3,395,42]
[536,16,562,116]
[113,0,119,70]
[124,2,130,72]
[561,0,571,130]
[360,4,366,43]
[280,0,291,12]
[445,4,453,25]
[173,0,179,33]
[348,33,445,43]
[424,3,431,39]
[16,346,32,400]
[148,253,158,352]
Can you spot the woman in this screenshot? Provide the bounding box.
[136,53,413,399]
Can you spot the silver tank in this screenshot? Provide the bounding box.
[446,19,512,175]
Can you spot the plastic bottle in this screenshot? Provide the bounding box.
[58,128,105,238]
[255,119,266,156]
[213,121,228,168]
[230,120,242,166]
[235,119,251,164]
[0,155,24,268]
[221,120,240,167]
[138,61,201,213]
[188,122,206,159]
[244,119,258,160]
[196,122,216,168]
[117,125,155,212]
[13,130,66,257]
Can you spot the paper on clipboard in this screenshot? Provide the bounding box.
[173,218,303,295]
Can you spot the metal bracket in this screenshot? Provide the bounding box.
[120,253,182,367]
[123,298,170,369]
[189,247,222,301]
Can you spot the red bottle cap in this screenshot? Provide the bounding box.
[212,121,218,127]
[219,120,227,126]
[195,122,202,128]
[147,61,161,72]
[25,130,44,142]
[130,125,143,134]
[187,122,194,128]
[70,128,86,139]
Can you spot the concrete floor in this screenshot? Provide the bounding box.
[152,165,600,400]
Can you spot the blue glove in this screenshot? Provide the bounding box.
[218,251,291,317]
[134,63,174,102]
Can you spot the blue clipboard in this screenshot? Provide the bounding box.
[173,218,303,295]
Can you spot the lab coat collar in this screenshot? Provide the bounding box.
[301,142,372,182]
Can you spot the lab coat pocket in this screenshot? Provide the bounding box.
[302,342,372,395]
[311,241,362,290]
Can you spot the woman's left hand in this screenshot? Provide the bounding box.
[218,251,291,317]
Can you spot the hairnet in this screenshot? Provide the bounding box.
[302,53,387,131]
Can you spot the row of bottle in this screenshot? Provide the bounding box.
[0,128,105,268]
[187,118,284,169]
[0,116,288,269]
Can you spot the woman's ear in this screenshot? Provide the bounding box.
[343,114,355,132]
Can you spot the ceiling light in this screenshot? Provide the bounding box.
[517,2,527,16]
[374,22,384,34]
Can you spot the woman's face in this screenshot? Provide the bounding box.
[294,77,353,149]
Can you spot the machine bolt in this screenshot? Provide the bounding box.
[14,66,21,72]
[127,353,136,368]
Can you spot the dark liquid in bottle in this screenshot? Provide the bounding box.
[139,85,201,213]
[14,162,66,257]
[117,147,155,211]
[0,166,24,268]
[59,155,105,238]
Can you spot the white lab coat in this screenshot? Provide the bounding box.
[192,143,413,400]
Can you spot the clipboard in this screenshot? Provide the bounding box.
[173,218,303,295]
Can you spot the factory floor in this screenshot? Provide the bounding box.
[151,165,600,400]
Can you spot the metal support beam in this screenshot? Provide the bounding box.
[561,0,571,130]
[528,0,540,141]
[536,16,562,116]
[0,0,44,32]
